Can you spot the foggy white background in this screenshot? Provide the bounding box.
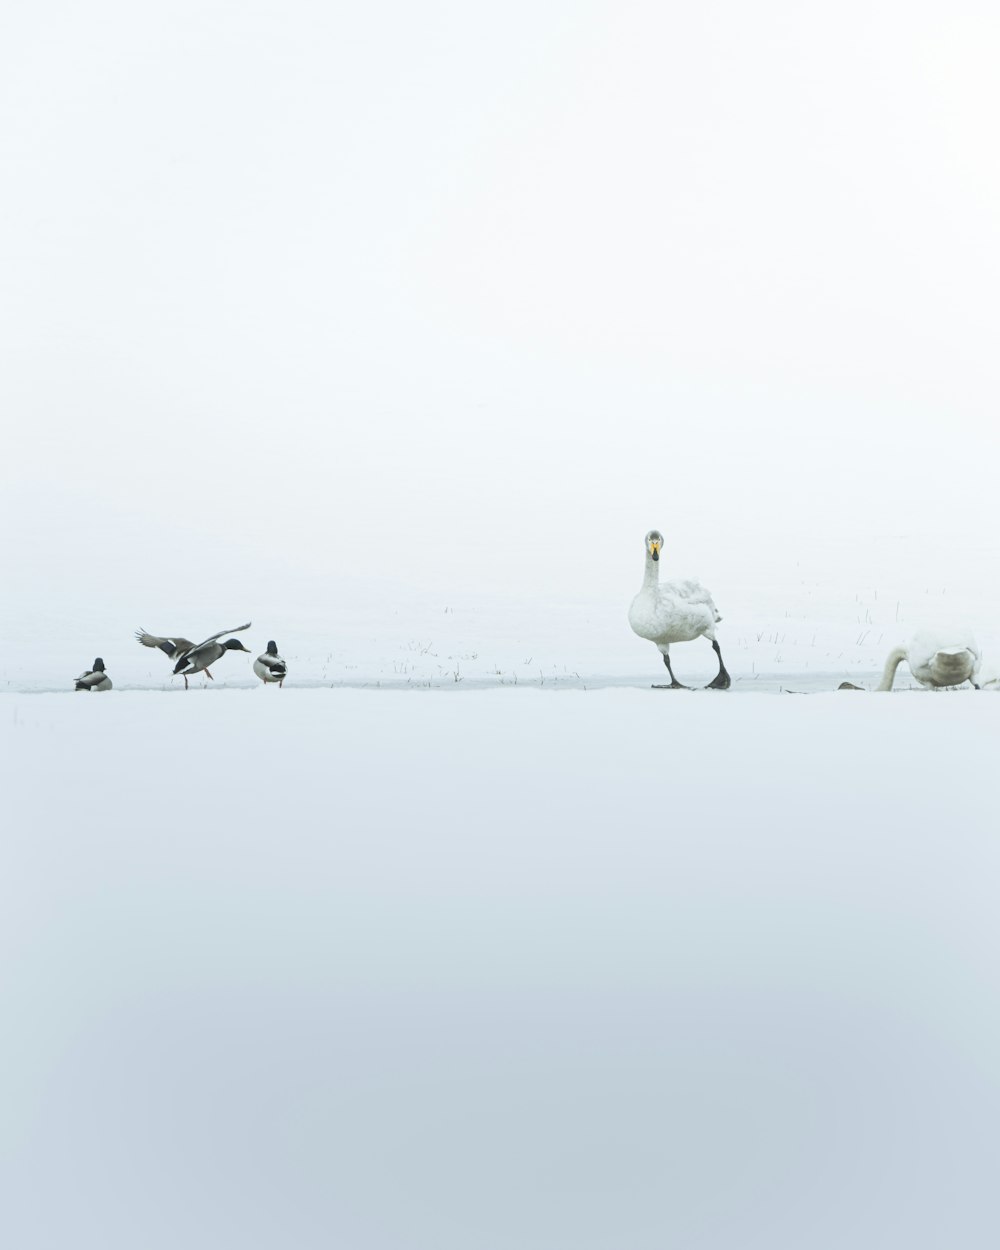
[2,0,999,630]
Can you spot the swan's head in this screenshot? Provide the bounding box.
[644,530,664,562]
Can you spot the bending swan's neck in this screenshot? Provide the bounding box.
[876,647,908,692]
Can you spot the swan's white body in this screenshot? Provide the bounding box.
[629,572,722,650]
[877,629,980,691]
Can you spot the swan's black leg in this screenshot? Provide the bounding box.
[652,652,687,689]
[705,640,731,690]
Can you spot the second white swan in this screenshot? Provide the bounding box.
[842,629,981,691]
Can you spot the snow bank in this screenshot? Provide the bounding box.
[3,688,999,1248]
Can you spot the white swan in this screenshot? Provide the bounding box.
[842,628,981,691]
[628,529,730,689]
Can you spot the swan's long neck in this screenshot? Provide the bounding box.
[641,553,660,591]
[876,647,907,692]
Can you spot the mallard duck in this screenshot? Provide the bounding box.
[628,529,730,689]
[74,658,112,691]
[172,623,252,688]
[253,641,287,687]
[136,623,251,689]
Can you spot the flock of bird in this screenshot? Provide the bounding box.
[71,529,986,693]
[73,625,286,692]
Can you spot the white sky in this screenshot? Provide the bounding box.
[2,1,999,616]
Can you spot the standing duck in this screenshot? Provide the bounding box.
[74,658,112,691]
[254,641,287,688]
[628,529,730,689]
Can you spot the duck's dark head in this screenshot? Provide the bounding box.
[644,530,664,562]
[266,640,279,656]
[224,638,252,652]
[93,658,106,671]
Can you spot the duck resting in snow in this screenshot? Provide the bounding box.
[628,529,730,689]
[254,641,287,688]
[839,629,981,691]
[74,658,112,691]
[136,623,252,689]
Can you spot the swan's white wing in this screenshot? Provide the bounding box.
[191,622,252,650]
[658,578,721,621]
[661,577,712,603]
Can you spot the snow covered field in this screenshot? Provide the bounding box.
[4,687,1000,1247]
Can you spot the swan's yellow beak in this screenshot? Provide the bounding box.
[649,538,662,562]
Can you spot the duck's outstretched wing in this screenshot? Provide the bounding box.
[192,622,252,650]
[135,629,195,658]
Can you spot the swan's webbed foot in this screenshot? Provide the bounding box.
[652,653,688,689]
[705,640,731,690]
